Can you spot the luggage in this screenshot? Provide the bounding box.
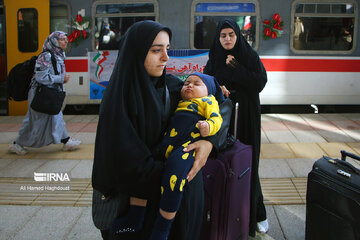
[201,140,252,240]
[305,150,360,240]
[201,101,251,240]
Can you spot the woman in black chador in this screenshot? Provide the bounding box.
[204,18,268,236]
[92,20,229,240]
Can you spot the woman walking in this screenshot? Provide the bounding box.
[9,31,81,155]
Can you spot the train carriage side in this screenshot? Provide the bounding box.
[161,0,360,106]
[2,0,359,115]
[256,0,360,106]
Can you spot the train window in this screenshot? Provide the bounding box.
[291,2,357,53]
[93,1,158,50]
[50,2,71,34]
[191,1,259,49]
[17,8,38,52]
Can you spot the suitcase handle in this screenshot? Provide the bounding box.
[336,159,360,175]
[341,150,360,162]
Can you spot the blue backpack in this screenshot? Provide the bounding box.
[7,51,58,101]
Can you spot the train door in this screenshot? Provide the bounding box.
[4,0,49,115]
[0,1,6,115]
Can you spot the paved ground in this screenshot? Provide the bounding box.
[0,113,359,240]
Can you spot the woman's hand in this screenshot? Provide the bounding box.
[63,74,70,84]
[226,54,235,65]
[226,54,239,68]
[183,140,213,182]
[221,85,230,98]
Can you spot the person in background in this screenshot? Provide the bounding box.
[204,18,268,236]
[8,31,81,155]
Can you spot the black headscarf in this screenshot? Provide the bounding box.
[208,18,261,73]
[92,21,172,197]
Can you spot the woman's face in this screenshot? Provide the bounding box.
[58,36,68,50]
[181,75,208,100]
[58,35,69,50]
[219,28,237,50]
[144,30,170,77]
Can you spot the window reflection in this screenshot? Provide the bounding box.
[17,8,38,52]
[194,16,256,49]
[94,3,156,50]
[50,4,69,33]
[293,17,354,51]
[193,2,257,49]
[293,3,355,51]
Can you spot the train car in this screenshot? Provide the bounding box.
[0,0,359,115]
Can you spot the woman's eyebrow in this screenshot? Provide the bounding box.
[221,31,235,35]
[150,43,169,48]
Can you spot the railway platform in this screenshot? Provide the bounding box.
[0,113,359,240]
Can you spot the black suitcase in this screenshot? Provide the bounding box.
[305,150,360,240]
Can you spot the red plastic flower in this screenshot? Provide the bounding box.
[68,31,75,43]
[272,13,280,22]
[74,30,81,39]
[271,31,277,39]
[263,13,284,40]
[82,30,86,39]
[76,14,83,23]
[264,28,271,36]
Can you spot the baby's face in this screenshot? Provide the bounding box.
[181,75,208,100]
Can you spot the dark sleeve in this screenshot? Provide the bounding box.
[230,57,267,93]
[129,157,164,199]
[206,98,233,151]
[93,109,165,200]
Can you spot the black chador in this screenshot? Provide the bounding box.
[92,20,226,240]
[204,18,268,237]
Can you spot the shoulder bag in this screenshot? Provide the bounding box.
[92,189,129,230]
[30,84,65,115]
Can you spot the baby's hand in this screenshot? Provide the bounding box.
[221,85,230,98]
[197,121,210,137]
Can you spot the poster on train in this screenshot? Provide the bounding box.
[166,50,209,81]
[89,50,118,99]
[89,50,209,99]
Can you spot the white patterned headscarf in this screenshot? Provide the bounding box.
[42,31,67,61]
[36,31,67,74]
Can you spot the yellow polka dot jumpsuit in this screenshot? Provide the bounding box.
[155,95,222,212]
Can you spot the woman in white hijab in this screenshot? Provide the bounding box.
[9,31,81,155]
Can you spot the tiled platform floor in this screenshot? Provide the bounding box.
[0,113,359,240]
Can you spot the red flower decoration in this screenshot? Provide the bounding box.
[263,13,284,40]
[272,13,281,22]
[264,28,271,36]
[74,30,81,39]
[69,13,90,47]
[76,14,83,23]
[68,32,75,43]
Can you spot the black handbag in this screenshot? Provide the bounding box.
[92,189,129,230]
[30,84,65,115]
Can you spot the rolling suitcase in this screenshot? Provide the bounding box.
[305,150,360,240]
[201,103,252,240]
